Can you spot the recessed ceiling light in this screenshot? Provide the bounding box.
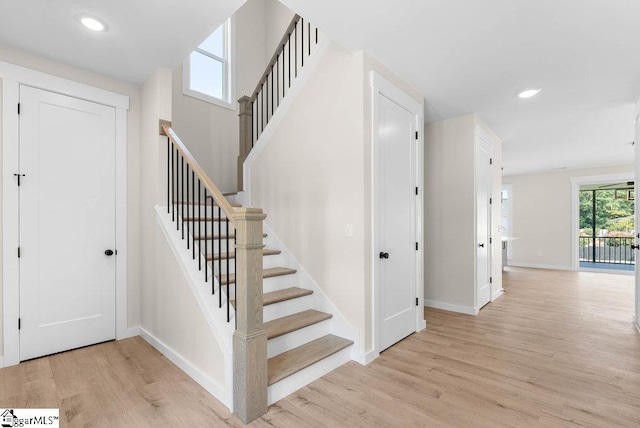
[518,88,541,99]
[77,15,108,32]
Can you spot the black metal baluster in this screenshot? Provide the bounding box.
[276,57,279,107]
[192,170,195,259]
[171,145,175,222]
[198,180,202,271]
[284,42,287,96]
[295,24,298,77]
[288,36,291,88]
[271,65,274,118]
[309,22,311,55]
[181,157,185,238]
[218,205,223,307]
[316,27,318,44]
[204,189,208,282]
[167,138,170,214]
[301,18,304,67]
[186,165,190,249]
[261,84,264,133]
[226,217,230,322]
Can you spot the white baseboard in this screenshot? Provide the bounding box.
[492,288,504,301]
[424,300,478,315]
[0,355,4,369]
[352,349,378,366]
[579,267,634,276]
[120,327,140,339]
[507,262,572,271]
[140,328,232,410]
[635,318,640,333]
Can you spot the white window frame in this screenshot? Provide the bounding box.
[183,16,236,111]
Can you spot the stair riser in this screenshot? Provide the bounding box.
[262,273,299,294]
[263,294,314,323]
[267,346,352,405]
[267,319,330,358]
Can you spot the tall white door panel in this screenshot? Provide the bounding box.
[378,94,418,351]
[19,85,116,360]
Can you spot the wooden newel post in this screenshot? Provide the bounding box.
[237,96,253,192]
[232,207,268,423]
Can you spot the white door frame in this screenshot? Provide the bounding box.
[1,62,129,367]
[570,172,634,272]
[370,71,425,360]
[475,127,493,310]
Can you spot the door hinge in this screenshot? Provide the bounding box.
[490,238,492,244]
[416,242,419,251]
[17,103,20,115]
[489,158,493,165]
[416,297,419,306]
[18,318,21,330]
[415,187,419,195]
[489,197,492,204]
[14,173,25,186]
[490,277,493,284]
[415,131,419,140]
[17,247,20,258]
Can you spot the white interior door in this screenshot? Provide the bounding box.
[476,134,492,309]
[378,94,417,351]
[19,85,116,361]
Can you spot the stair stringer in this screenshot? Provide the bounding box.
[154,206,234,411]
[261,221,362,361]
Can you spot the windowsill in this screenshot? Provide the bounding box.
[183,88,236,112]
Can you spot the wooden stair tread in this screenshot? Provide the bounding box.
[231,287,313,308]
[207,249,280,261]
[268,334,353,385]
[264,309,332,340]
[192,233,267,240]
[264,287,313,306]
[219,267,296,285]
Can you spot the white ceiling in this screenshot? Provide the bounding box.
[0,0,638,176]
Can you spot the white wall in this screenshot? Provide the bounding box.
[503,163,634,269]
[249,42,424,356]
[139,68,228,388]
[424,114,503,311]
[171,0,294,192]
[0,42,142,361]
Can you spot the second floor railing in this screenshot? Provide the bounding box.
[579,236,635,265]
[237,14,322,190]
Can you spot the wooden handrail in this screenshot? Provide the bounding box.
[163,124,237,223]
[249,14,301,102]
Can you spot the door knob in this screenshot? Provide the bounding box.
[379,252,389,259]
[478,243,485,248]
[105,249,114,256]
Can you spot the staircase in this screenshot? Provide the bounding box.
[158,13,347,424]
[181,193,354,402]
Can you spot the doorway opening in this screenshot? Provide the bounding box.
[578,182,635,272]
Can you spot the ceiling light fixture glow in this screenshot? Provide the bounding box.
[78,15,107,32]
[518,88,541,99]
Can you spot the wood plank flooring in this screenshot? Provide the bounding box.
[1,267,639,426]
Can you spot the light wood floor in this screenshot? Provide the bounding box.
[1,267,639,427]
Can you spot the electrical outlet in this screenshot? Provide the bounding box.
[345,224,353,237]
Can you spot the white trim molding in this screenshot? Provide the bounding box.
[507,262,572,271]
[140,328,231,409]
[492,288,504,301]
[370,71,425,357]
[424,301,478,316]
[1,62,129,366]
